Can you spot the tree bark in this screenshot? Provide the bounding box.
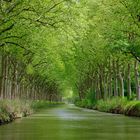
[127,63,131,99]
[117,61,124,98]
[108,59,112,98]
[134,60,140,100]
[113,60,118,96]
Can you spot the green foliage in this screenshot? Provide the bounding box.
[0,0,89,100]
[124,101,140,117]
[0,0,140,111]
[76,97,140,117]
[0,100,33,124]
[26,64,34,75]
[75,99,96,109]
[96,97,128,113]
[0,99,64,124]
[31,100,64,109]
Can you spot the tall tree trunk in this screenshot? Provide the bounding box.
[3,54,6,99]
[127,63,131,99]
[11,63,16,99]
[97,73,101,99]
[117,62,124,98]
[5,55,9,98]
[0,54,4,99]
[99,67,103,99]
[134,60,140,100]
[108,60,112,98]
[113,60,118,96]
[118,71,124,97]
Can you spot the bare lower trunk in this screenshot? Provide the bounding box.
[117,61,124,98]
[127,63,131,98]
[113,60,118,96]
[0,54,4,99]
[108,60,112,98]
[134,60,140,100]
[118,72,124,97]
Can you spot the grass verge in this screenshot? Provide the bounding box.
[0,99,64,125]
[75,97,140,117]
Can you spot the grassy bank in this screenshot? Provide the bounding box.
[75,97,140,117]
[0,100,33,125]
[0,100,64,125]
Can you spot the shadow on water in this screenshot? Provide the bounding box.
[0,104,140,140]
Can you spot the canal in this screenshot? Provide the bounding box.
[0,104,140,140]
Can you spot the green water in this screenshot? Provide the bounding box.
[0,104,140,140]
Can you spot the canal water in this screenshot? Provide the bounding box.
[0,104,140,140]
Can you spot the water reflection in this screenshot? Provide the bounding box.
[0,104,140,140]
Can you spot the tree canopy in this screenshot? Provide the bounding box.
[0,0,140,101]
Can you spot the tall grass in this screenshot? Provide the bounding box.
[75,97,140,117]
[0,99,33,124]
[96,97,128,113]
[0,99,64,125]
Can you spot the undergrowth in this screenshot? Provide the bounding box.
[75,97,140,117]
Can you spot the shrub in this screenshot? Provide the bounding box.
[31,100,50,109]
[96,97,128,114]
[75,96,140,117]
[75,98,96,109]
[31,100,64,109]
[124,101,140,117]
[0,99,33,124]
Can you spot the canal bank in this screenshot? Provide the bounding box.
[75,98,140,117]
[0,100,63,125]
